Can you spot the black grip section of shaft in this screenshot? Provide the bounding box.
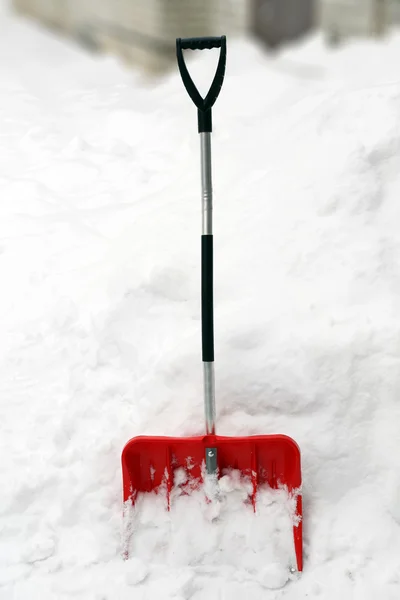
[202,235,214,362]
[180,36,223,50]
[198,108,212,133]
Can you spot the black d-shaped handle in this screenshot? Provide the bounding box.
[176,36,227,133]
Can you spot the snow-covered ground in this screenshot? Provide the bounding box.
[1,3,400,599]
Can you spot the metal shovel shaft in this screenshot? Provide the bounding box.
[175,36,227,475]
[201,133,213,236]
[201,132,216,437]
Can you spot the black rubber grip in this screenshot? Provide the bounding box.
[201,235,214,362]
[179,36,223,50]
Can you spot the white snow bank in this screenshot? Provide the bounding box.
[1,4,400,599]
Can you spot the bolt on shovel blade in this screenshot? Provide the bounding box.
[121,433,302,572]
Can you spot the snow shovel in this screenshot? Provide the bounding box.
[121,35,303,572]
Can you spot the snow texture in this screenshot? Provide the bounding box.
[1,2,400,599]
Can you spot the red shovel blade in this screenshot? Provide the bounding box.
[122,433,302,572]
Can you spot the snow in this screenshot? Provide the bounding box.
[1,2,400,598]
[126,472,297,591]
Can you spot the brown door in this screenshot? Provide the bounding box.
[251,0,314,48]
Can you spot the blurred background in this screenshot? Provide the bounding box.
[10,0,400,74]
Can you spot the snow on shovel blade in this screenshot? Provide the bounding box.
[121,433,302,572]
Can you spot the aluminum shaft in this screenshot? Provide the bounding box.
[201,132,213,236]
[200,132,216,436]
